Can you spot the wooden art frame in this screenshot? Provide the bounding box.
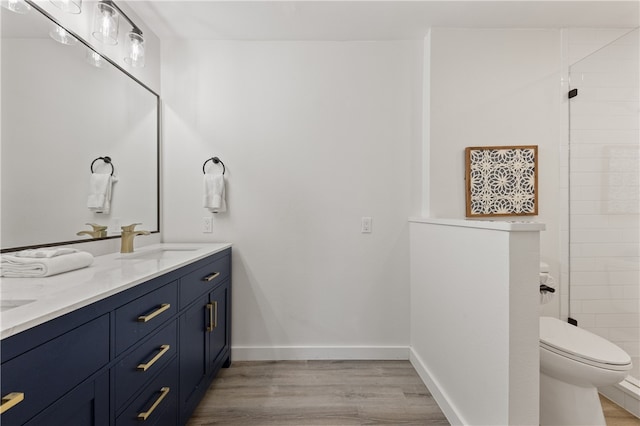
[465,145,538,217]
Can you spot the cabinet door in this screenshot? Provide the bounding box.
[0,315,109,426]
[178,293,208,416]
[24,372,109,426]
[208,280,229,372]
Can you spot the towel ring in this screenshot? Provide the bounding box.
[202,157,226,175]
[90,156,114,176]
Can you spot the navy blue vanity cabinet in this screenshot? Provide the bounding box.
[178,251,232,425]
[0,246,231,426]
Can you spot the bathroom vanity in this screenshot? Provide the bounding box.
[0,243,231,426]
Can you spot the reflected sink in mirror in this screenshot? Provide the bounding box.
[0,299,36,312]
[117,248,199,261]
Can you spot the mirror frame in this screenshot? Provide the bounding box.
[1,0,160,253]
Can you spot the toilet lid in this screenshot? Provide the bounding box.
[540,317,631,367]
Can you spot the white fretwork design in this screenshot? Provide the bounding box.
[466,146,537,216]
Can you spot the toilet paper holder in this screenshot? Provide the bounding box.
[540,284,555,293]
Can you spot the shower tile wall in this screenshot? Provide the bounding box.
[567,29,639,379]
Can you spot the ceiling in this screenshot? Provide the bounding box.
[128,1,640,41]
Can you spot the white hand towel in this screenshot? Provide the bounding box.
[87,173,117,214]
[14,248,79,258]
[203,174,226,213]
[1,251,94,278]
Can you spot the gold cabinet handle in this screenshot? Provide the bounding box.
[206,301,218,332]
[138,303,170,323]
[213,300,218,329]
[0,392,24,414]
[137,387,170,421]
[206,303,214,332]
[202,272,220,282]
[137,345,170,372]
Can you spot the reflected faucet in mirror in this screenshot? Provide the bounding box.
[76,223,108,239]
[121,223,150,253]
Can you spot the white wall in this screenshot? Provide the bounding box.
[162,40,423,358]
[426,28,563,316]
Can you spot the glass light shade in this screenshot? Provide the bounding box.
[124,31,145,68]
[49,23,78,45]
[92,1,119,45]
[1,0,31,14]
[49,0,81,14]
[86,49,108,68]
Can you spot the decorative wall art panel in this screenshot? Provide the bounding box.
[465,145,538,217]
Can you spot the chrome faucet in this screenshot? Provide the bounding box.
[76,223,108,239]
[120,223,150,253]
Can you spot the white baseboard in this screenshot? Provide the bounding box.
[599,378,640,419]
[231,345,409,361]
[409,347,465,426]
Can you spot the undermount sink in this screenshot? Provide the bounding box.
[118,247,198,260]
[0,299,36,312]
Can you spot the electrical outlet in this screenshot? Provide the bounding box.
[361,217,372,233]
[203,217,213,233]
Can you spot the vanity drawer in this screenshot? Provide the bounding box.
[0,315,109,426]
[114,319,177,411]
[116,357,178,426]
[115,281,178,355]
[179,253,230,309]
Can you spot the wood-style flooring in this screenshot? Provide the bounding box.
[600,395,640,426]
[186,360,450,425]
[187,360,640,425]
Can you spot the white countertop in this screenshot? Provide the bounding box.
[0,243,232,340]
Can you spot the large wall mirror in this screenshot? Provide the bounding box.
[1,3,159,252]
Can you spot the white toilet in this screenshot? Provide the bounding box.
[539,267,632,426]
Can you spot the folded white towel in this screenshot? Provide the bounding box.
[14,248,79,258]
[203,174,226,213]
[1,251,94,278]
[87,173,117,214]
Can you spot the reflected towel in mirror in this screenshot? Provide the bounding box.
[87,173,117,214]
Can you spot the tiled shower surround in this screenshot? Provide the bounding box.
[567,28,639,394]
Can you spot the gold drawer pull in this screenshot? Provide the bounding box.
[1,392,24,414]
[206,301,218,332]
[137,387,170,421]
[137,345,171,371]
[138,303,170,323]
[202,272,220,282]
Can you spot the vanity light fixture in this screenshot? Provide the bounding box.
[49,22,78,45]
[49,0,81,14]
[124,28,145,67]
[1,0,31,14]
[85,49,108,68]
[92,0,119,45]
[92,0,145,68]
